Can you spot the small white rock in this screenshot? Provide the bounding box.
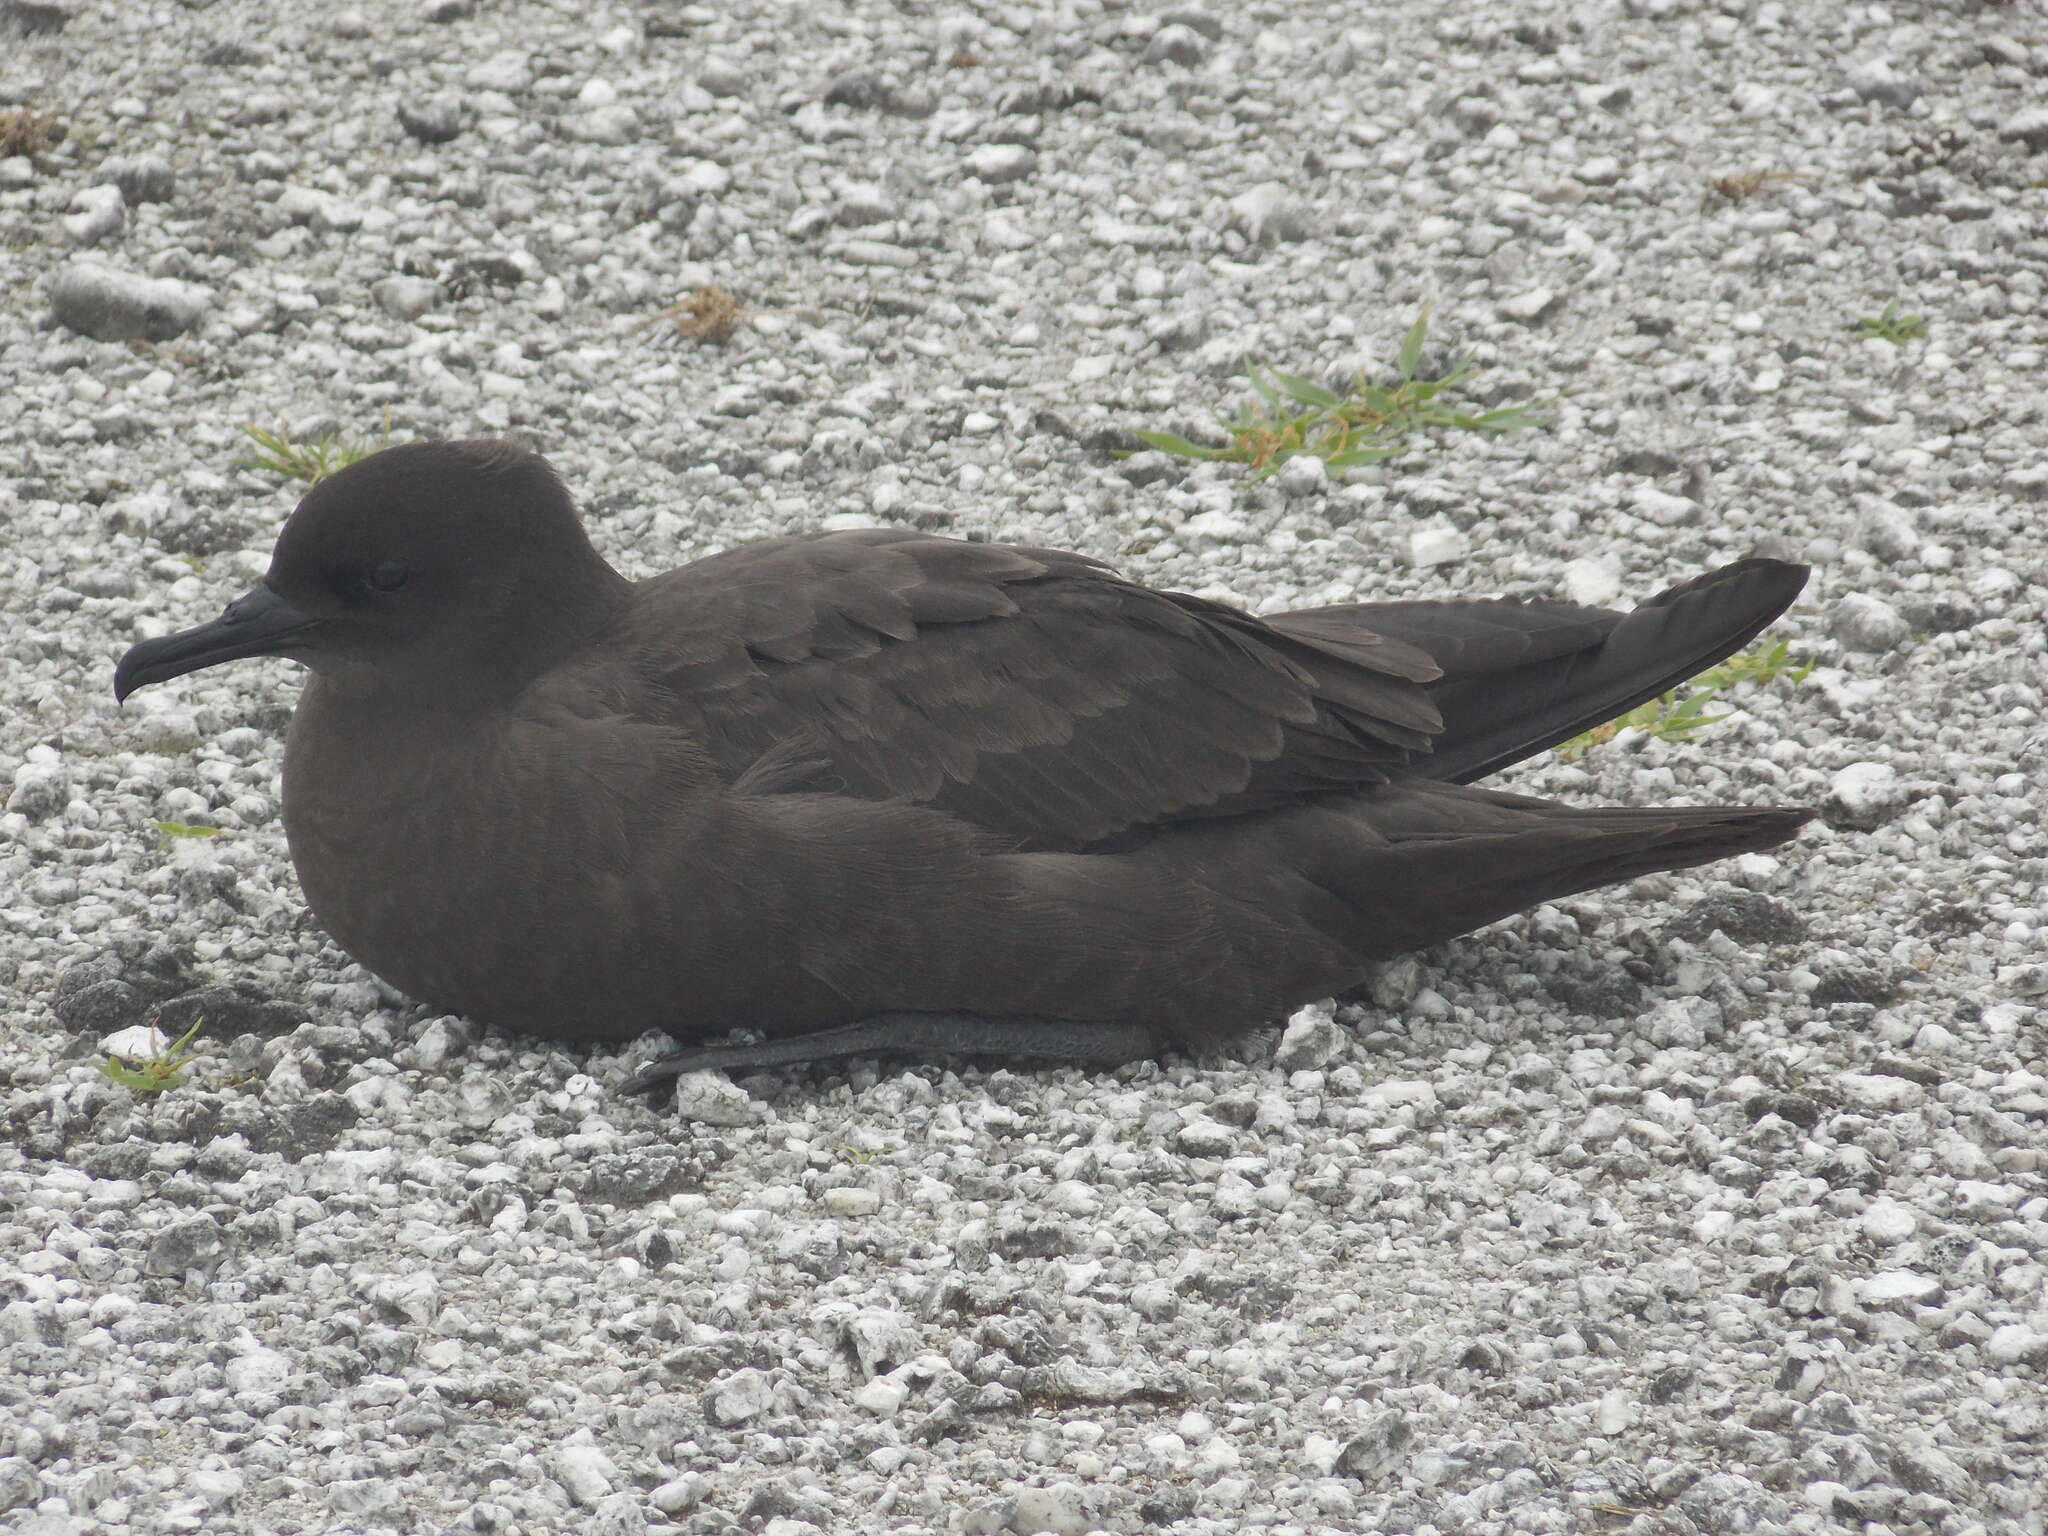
[1693,1210,1735,1242]
[101,1029,167,1069]
[1407,526,1467,567]
[1860,1198,1917,1243]
[1954,1180,2020,1212]
[1997,106,2048,150]
[650,1474,709,1514]
[1826,762,1907,829]
[1629,484,1700,526]
[1229,181,1313,243]
[1860,1270,1940,1305]
[1561,557,1622,608]
[1275,454,1329,498]
[1834,1071,1923,1112]
[1828,593,1910,653]
[373,276,443,319]
[223,1346,291,1394]
[965,143,1036,183]
[467,50,533,93]
[1360,1079,1437,1110]
[47,260,210,342]
[1498,286,1556,321]
[1984,1324,2048,1366]
[822,1186,881,1217]
[566,105,641,144]
[1143,23,1211,66]
[553,1440,618,1506]
[853,1375,908,1416]
[709,1368,774,1425]
[698,62,748,98]
[368,1271,440,1325]
[667,1071,760,1126]
[1175,1116,1236,1156]
[1596,1388,1637,1435]
[1181,509,1251,544]
[1274,1006,1342,1070]
[1011,1482,1092,1536]
[64,184,125,244]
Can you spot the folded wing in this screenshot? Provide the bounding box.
[619,532,1808,850]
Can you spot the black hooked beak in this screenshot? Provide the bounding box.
[114,585,322,702]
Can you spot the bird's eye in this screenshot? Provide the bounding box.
[367,560,410,593]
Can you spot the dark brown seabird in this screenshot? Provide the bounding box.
[115,440,1813,1093]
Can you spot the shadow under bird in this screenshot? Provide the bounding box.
[114,440,1813,1094]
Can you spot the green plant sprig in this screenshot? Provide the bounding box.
[1132,308,1547,479]
[234,413,393,485]
[154,820,223,845]
[1852,300,1927,346]
[99,1016,208,1094]
[1555,640,1814,761]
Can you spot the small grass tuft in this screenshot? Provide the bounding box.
[0,108,65,159]
[1131,307,1546,480]
[1555,640,1814,761]
[649,285,745,345]
[1851,300,1927,346]
[155,820,223,845]
[234,415,392,485]
[99,1017,208,1095]
[835,1143,896,1166]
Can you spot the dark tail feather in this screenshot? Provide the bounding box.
[1352,799,1815,956]
[1151,783,1813,1046]
[1317,559,1811,784]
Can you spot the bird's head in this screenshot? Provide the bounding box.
[114,439,627,707]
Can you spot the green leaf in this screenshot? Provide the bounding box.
[1353,384,1401,418]
[1245,365,1285,410]
[1432,403,1533,432]
[1395,306,1431,380]
[1130,429,1234,461]
[154,820,222,840]
[1263,366,1342,409]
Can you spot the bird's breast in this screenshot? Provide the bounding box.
[278,692,713,1040]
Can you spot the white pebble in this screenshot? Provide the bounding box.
[1859,1270,1940,1305]
[1985,1324,2048,1365]
[965,143,1036,184]
[1561,557,1621,607]
[1860,1199,1917,1243]
[822,1186,881,1217]
[1827,762,1907,828]
[1407,526,1467,567]
[553,1440,618,1505]
[668,1072,759,1126]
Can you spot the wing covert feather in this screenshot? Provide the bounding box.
[617,530,1442,847]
